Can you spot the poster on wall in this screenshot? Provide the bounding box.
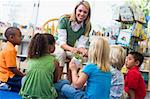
[117,29,132,46]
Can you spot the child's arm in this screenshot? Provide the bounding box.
[9,67,25,77]
[128,89,135,99]
[69,60,88,89]
[53,60,61,83]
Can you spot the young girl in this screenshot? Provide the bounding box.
[19,33,60,99]
[55,36,112,99]
[109,45,126,99]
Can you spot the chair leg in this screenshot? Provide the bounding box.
[66,62,72,83]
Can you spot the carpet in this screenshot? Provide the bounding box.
[0,90,21,99]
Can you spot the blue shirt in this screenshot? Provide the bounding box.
[82,63,111,99]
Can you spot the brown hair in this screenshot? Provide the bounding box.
[28,33,55,58]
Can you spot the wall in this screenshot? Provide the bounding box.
[0,0,128,29]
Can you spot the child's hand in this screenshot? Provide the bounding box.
[78,47,88,56]
[69,59,78,72]
[72,57,82,68]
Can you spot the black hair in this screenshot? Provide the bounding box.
[129,51,144,67]
[28,33,47,58]
[4,27,21,39]
[44,33,55,45]
[28,33,55,58]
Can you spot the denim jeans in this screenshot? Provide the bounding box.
[6,75,22,92]
[55,80,85,99]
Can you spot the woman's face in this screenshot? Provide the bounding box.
[75,4,89,23]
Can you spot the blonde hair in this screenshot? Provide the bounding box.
[61,0,91,37]
[88,36,110,72]
[109,45,126,70]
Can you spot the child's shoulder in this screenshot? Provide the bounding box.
[127,68,141,77]
[85,63,96,68]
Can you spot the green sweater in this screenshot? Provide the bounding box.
[58,17,86,47]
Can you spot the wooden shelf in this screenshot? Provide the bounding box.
[140,70,150,73]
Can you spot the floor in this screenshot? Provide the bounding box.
[0,90,21,99]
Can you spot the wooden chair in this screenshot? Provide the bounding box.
[42,18,59,35]
[42,18,72,81]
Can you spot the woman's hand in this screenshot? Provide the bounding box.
[78,47,88,56]
[70,47,79,54]
[69,59,78,72]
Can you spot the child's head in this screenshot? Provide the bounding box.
[88,36,110,72]
[125,51,144,69]
[109,45,126,70]
[28,33,55,58]
[4,27,22,45]
[44,33,55,53]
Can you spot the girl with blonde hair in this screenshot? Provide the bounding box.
[109,45,126,99]
[55,36,111,99]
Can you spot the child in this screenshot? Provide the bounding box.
[55,36,112,99]
[109,45,126,99]
[19,33,60,99]
[0,27,25,92]
[124,52,146,99]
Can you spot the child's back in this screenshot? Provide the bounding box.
[20,55,57,98]
[82,63,111,98]
[109,45,126,99]
[20,33,59,98]
[55,36,112,99]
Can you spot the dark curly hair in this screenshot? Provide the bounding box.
[5,27,21,39]
[28,33,55,58]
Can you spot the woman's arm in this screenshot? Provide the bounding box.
[61,44,78,53]
[75,35,89,56]
[57,29,78,53]
[69,60,88,88]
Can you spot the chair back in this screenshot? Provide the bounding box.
[42,18,59,35]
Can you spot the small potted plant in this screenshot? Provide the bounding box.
[72,53,83,68]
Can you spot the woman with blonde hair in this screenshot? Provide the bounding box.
[55,36,111,99]
[54,0,91,78]
[109,45,126,99]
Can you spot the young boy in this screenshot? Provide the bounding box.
[0,27,25,92]
[124,52,146,99]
